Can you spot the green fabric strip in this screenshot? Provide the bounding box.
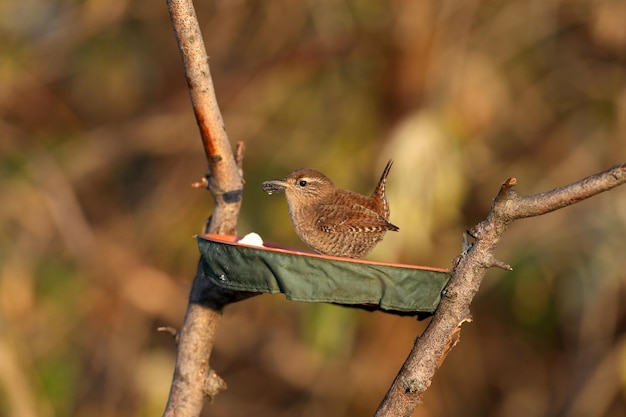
[198,236,450,313]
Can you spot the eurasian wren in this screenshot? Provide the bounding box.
[262,160,399,258]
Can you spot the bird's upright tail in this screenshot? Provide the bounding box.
[372,159,393,219]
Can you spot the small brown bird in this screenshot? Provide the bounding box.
[262,160,399,258]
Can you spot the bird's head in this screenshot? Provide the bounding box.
[262,169,335,205]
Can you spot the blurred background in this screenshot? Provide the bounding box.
[1,0,626,416]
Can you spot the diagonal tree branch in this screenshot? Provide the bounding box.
[374,163,626,417]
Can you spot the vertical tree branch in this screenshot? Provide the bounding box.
[163,1,251,416]
[167,0,243,235]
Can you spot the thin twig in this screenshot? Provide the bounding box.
[374,163,626,417]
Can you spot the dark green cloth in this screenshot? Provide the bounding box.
[198,236,450,313]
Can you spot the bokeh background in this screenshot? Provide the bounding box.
[2,0,626,416]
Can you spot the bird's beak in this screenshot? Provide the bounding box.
[262,179,288,195]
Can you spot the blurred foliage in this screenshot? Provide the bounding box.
[1,0,626,416]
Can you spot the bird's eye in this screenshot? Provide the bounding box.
[298,180,307,187]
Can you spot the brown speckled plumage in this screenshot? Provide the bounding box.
[262,160,398,258]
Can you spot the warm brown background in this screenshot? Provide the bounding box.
[1,1,626,416]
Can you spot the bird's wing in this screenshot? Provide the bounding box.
[315,203,398,233]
